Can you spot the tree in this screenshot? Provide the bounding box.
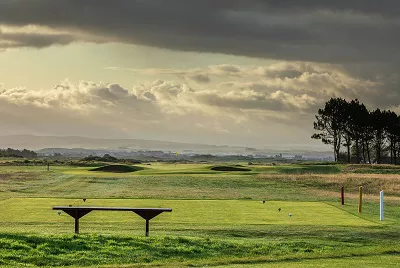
[312,98,400,165]
[312,98,348,162]
[397,115,400,165]
[0,148,37,158]
[359,110,374,164]
[383,110,399,164]
[340,99,353,163]
[371,109,386,164]
[347,100,369,164]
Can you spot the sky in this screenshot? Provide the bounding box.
[0,0,400,149]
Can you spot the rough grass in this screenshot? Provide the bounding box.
[256,173,400,196]
[1,164,400,201]
[2,234,398,268]
[270,165,342,174]
[344,164,400,174]
[1,234,273,267]
[213,255,400,268]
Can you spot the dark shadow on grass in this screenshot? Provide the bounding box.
[176,225,400,244]
[90,165,144,173]
[210,166,251,172]
[277,165,341,174]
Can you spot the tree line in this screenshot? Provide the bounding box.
[312,98,400,164]
[0,148,37,158]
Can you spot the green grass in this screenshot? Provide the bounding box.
[1,233,397,268]
[60,163,343,176]
[0,163,399,267]
[0,166,311,200]
[214,255,400,268]
[0,164,353,201]
[0,198,376,235]
[0,197,399,267]
[344,164,400,174]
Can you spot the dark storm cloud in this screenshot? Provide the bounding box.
[1,0,400,64]
[0,29,75,48]
[188,74,210,83]
[263,0,400,16]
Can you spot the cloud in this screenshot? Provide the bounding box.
[0,61,387,132]
[0,30,75,49]
[0,0,400,65]
[0,74,320,135]
[3,0,399,105]
[2,56,398,146]
[107,62,388,109]
[260,1,400,16]
[0,25,102,49]
[1,1,399,147]
[187,74,210,84]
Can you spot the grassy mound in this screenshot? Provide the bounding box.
[90,164,142,173]
[210,166,251,172]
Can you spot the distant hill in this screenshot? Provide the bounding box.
[0,135,332,158]
[0,135,243,152]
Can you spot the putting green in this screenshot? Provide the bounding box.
[0,198,375,235]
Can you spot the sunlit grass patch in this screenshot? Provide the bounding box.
[0,198,376,236]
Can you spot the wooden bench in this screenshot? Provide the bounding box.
[53,206,172,236]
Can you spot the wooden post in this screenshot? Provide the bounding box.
[75,218,79,234]
[341,186,344,205]
[358,186,363,213]
[145,219,149,237]
[380,190,384,221]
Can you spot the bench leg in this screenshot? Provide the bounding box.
[75,218,79,234]
[61,209,92,234]
[134,211,165,237]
